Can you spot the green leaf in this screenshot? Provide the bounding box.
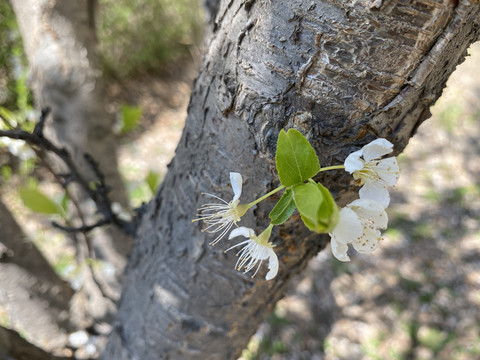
[19,188,61,215]
[119,104,142,134]
[60,193,70,214]
[0,107,18,126]
[293,182,339,233]
[1,165,12,182]
[275,129,320,187]
[145,170,161,195]
[316,183,339,233]
[293,183,324,232]
[269,188,296,225]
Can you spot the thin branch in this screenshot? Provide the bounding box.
[52,218,111,233]
[0,108,137,236]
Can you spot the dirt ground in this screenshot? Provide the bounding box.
[114,43,480,360]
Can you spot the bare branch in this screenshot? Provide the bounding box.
[0,108,136,236]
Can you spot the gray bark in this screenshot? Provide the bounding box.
[10,0,132,265]
[104,0,480,359]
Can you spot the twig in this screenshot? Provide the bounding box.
[0,108,137,236]
[52,218,111,233]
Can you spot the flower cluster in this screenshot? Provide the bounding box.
[329,138,399,261]
[193,172,278,280]
[193,136,400,280]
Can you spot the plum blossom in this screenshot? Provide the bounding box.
[226,225,278,280]
[193,172,247,245]
[329,198,388,262]
[344,138,400,208]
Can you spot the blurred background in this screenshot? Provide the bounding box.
[1,1,479,359]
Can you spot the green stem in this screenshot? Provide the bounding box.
[318,165,345,172]
[243,185,285,210]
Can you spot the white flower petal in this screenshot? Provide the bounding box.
[265,248,279,280]
[352,225,380,253]
[359,182,391,209]
[344,150,363,173]
[361,138,393,161]
[330,207,362,244]
[376,157,400,186]
[230,172,243,201]
[348,199,388,229]
[330,239,351,262]
[229,227,255,239]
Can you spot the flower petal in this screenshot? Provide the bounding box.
[344,150,363,173]
[230,172,243,201]
[330,207,362,244]
[361,138,393,161]
[265,248,279,280]
[229,227,255,239]
[352,225,380,253]
[359,182,391,209]
[348,198,388,229]
[376,157,400,186]
[330,238,351,262]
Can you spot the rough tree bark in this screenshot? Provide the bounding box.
[10,0,132,266]
[103,1,480,359]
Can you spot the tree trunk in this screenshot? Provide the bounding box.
[10,0,132,265]
[102,0,479,359]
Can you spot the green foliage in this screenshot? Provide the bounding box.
[117,103,142,134]
[0,1,32,113]
[269,129,339,233]
[1,165,11,182]
[293,183,323,231]
[97,0,203,76]
[19,188,63,215]
[53,254,76,277]
[418,326,449,353]
[145,170,161,195]
[291,182,338,233]
[293,182,334,233]
[269,188,296,225]
[275,129,320,187]
[315,183,339,233]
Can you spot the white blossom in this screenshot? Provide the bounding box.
[344,138,400,208]
[226,226,278,280]
[329,198,388,262]
[0,137,35,160]
[193,172,246,245]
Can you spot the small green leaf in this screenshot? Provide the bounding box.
[60,193,70,213]
[145,170,161,195]
[0,107,19,126]
[118,104,142,134]
[293,183,324,232]
[316,183,339,233]
[293,182,339,233]
[19,188,61,215]
[1,165,12,182]
[269,188,296,225]
[275,129,320,187]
